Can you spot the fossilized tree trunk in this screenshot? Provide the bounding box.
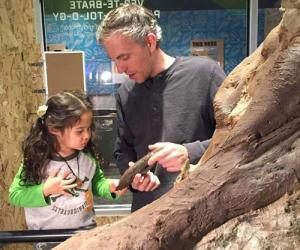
[55,0,300,249]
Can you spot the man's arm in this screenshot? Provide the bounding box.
[114,93,160,192]
[149,62,226,171]
[114,93,137,175]
[183,61,226,163]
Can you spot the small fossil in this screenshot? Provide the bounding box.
[116,148,161,190]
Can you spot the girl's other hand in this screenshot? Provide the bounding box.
[109,179,128,197]
[43,169,77,197]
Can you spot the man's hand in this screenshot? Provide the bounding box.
[43,169,77,197]
[148,142,188,172]
[131,168,160,192]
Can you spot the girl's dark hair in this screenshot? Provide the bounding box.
[21,91,99,185]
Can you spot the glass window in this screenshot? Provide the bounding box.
[41,0,261,208]
[258,0,282,46]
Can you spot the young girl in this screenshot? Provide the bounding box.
[9,91,127,233]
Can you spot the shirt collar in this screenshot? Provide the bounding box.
[51,151,79,161]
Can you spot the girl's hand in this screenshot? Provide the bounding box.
[43,169,77,197]
[109,179,128,197]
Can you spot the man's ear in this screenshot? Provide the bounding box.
[146,33,157,52]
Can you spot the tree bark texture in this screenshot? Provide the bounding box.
[55,0,300,249]
[195,190,300,249]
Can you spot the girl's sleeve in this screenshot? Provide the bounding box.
[8,165,49,207]
[92,160,117,200]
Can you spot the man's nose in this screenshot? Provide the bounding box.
[116,62,127,74]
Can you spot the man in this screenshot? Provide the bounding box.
[96,4,226,211]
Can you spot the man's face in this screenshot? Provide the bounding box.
[103,33,155,83]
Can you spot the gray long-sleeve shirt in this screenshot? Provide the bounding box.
[114,56,226,211]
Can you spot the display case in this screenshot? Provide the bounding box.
[190,39,224,69]
[93,112,132,206]
[44,51,86,96]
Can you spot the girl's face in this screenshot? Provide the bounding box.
[54,111,93,156]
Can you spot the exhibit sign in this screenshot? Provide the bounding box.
[43,0,253,94]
